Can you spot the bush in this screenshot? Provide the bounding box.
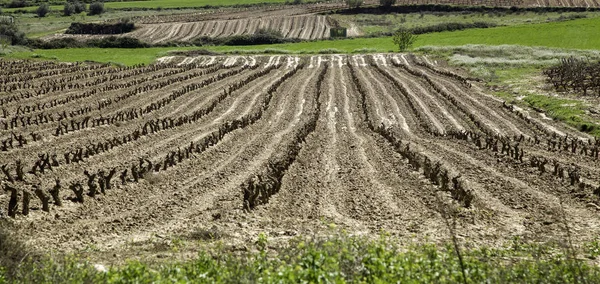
[392,27,417,51]
[0,22,26,45]
[65,20,134,34]
[192,28,298,46]
[64,1,86,16]
[379,0,396,8]
[411,22,497,34]
[345,0,363,9]
[28,36,148,49]
[72,1,86,14]
[63,2,75,16]
[88,2,104,16]
[36,3,49,18]
[6,0,28,8]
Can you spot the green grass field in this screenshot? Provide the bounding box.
[5,46,198,65]
[333,11,600,36]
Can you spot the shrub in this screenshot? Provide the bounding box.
[72,1,86,14]
[65,20,134,34]
[36,3,49,18]
[379,0,396,8]
[345,0,363,9]
[411,22,496,34]
[64,1,86,16]
[63,3,75,16]
[392,27,417,51]
[28,36,148,49]
[193,28,297,46]
[0,22,26,45]
[88,2,104,16]
[6,0,28,8]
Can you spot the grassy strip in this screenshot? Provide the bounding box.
[4,47,197,66]
[524,94,600,136]
[2,233,600,283]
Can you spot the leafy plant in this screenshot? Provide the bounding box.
[379,0,396,8]
[392,27,418,51]
[88,2,104,16]
[36,3,49,18]
[345,0,363,9]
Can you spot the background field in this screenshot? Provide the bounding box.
[2,0,294,12]
[332,11,600,36]
[7,17,600,65]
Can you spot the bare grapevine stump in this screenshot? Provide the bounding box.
[22,190,30,216]
[34,186,50,212]
[70,182,84,203]
[4,184,18,218]
[50,179,62,206]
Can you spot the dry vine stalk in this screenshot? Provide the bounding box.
[544,57,600,96]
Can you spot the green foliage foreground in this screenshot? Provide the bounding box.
[2,233,600,283]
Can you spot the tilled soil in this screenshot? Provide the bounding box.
[1,54,599,262]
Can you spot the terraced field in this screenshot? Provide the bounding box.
[1,55,599,254]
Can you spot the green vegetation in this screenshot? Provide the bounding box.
[35,3,49,18]
[392,27,417,52]
[524,95,600,136]
[3,232,600,283]
[6,46,196,65]
[62,1,86,16]
[345,0,363,9]
[416,17,600,50]
[88,1,104,16]
[332,11,598,36]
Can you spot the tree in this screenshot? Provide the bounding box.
[72,1,87,14]
[0,22,26,45]
[380,0,396,8]
[392,28,417,52]
[88,2,104,16]
[36,3,49,18]
[345,0,363,9]
[0,35,10,50]
[63,3,75,16]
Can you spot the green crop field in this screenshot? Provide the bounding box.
[333,11,600,36]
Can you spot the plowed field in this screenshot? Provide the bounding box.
[1,55,599,255]
[128,15,331,43]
